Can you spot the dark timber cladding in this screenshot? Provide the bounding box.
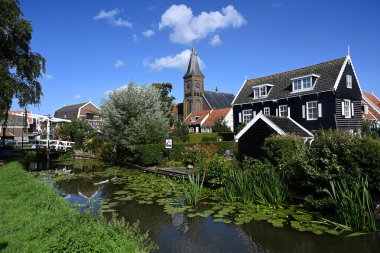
[232,55,363,134]
[235,114,313,158]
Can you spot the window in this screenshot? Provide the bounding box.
[86,113,94,120]
[344,99,351,118]
[291,74,318,92]
[346,75,352,88]
[252,84,273,99]
[364,104,369,114]
[242,109,252,123]
[191,116,199,122]
[263,107,270,115]
[306,101,318,120]
[279,105,288,117]
[189,127,194,133]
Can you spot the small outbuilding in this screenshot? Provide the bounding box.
[235,113,313,159]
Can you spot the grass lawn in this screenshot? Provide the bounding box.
[0,161,156,252]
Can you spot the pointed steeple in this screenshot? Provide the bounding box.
[183,45,204,78]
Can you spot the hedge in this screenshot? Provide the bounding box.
[134,141,236,166]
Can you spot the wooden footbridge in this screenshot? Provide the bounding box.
[4,139,75,152]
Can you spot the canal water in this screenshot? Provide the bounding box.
[32,161,380,253]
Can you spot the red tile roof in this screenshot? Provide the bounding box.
[184,110,211,125]
[203,108,231,126]
[363,92,380,108]
[8,110,33,124]
[363,92,380,121]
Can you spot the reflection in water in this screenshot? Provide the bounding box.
[38,162,380,253]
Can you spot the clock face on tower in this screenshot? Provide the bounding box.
[196,81,200,89]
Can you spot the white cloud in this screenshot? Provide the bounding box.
[114,60,125,68]
[94,9,119,20]
[132,34,138,43]
[94,9,132,28]
[42,73,53,79]
[209,34,222,46]
[144,49,205,71]
[74,94,81,100]
[159,5,246,44]
[142,29,155,38]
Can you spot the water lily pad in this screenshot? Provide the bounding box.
[267,218,286,228]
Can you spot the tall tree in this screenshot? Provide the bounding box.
[101,82,170,153]
[0,0,46,123]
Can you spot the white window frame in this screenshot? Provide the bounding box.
[291,74,319,93]
[279,105,288,117]
[263,107,270,115]
[242,109,253,123]
[252,84,273,99]
[344,99,351,118]
[306,101,318,120]
[346,75,352,89]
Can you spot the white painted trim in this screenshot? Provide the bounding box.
[306,101,318,121]
[200,110,212,126]
[363,95,380,116]
[287,116,314,138]
[333,55,363,96]
[235,113,286,140]
[302,105,306,118]
[318,103,322,118]
[232,89,334,106]
[290,74,320,80]
[231,79,247,105]
[77,102,91,118]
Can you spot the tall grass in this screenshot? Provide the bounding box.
[327,177,377,231]
[0,161,156,252]
[172,172,205,207]
[224,169,254,203]
[251,167,288,206]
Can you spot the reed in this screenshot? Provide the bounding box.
[327,177,377,231]
[224,169,254,203]
[251,166,288,206]
[172,172,205,207]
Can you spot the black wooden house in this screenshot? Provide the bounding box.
[232,55,363,158]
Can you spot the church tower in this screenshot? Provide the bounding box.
[183,45,205,117]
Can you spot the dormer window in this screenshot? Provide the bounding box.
[252,84,273,99]
[191,116,199,122]
[291,74,319,92]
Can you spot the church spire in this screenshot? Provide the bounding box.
[183,45,204,79]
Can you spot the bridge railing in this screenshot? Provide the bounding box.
[3,139,75,151]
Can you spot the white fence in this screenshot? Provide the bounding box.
[3,139,75,151]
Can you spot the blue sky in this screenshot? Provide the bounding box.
[17,0,380,115]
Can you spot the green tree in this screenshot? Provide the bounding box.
[101,82,169,153]
[213,119,232,133]
[0,0,46,122]
[151,82,175,110]
[55,119,92,148]
[171,120,188,142]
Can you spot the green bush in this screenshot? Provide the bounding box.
[353,137,380,194]
[203,154,236,187]
[134,144,164,166]
[99,142,114,159]
[134,141,236,166]
[183,144,218,166]
[202,136,218,142]
[188,133,219,143]
[263,135,308,195]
